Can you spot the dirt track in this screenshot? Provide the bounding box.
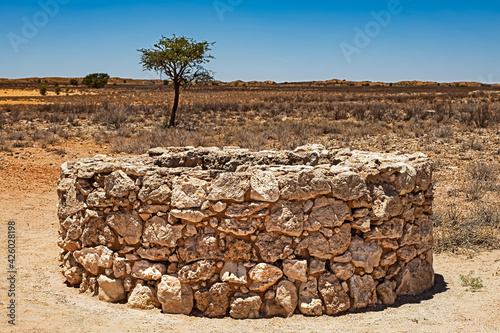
[0,146,499,333]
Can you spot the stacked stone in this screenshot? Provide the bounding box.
[58,145,434,318]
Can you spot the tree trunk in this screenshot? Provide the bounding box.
[169,81,180,127]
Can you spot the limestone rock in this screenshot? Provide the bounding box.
[264,200,304,236]
[371,184,403,221]
[399,223,422,247]
[218,218,262,237]
[298,279,323,316]
[351,217,371,233]
[138,174,171,204]
[396,257,434,296]
[62,252,83,285]
[275,280,298,317]
[255,232,294,263]
[295,233,331,260]
[377,280,396,305]
[414,161,432,191]
[112,257,131,278]
[104,170,135,198]
[97,275,126,303]
[106,211,143,245]
[81,218,114,249]
[329,223,352,257]
[349,236,382,274]
[58,178,86,220]
[331,172,368,201]
[393,164,417,195]
[225,202,269,218]
[128,280,161,310]
[308,259,326,275]
[221,262,247,284]
[157,275,193,314]
[137,246,172,261]
[178,260,216,283]
[212,201,226,213]
[170,209,208,223]
[86,190,108,208]
[224,237,253,262]
[397,246,418,263]
[249,263,283,292]
[280,170,331,201]
[330,262,354,281]
[229,294,262,319]
[194,283,232,317]
[178,233,222,263]
[171,176,208,209]
[318,272,350,315]
[349,275,377,309]
[142,216,184,247]
[131,260,166,281]
[207,173,250,202]
[305,197,350,231]
[263,280,298,318]
[380,251,397,267]
[250,171,280,202]
[365,218,405,241]
[67,222,83,240]
[74,246,114,275]
[283,260,307,282]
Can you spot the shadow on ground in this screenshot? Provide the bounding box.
[350,273,448,315]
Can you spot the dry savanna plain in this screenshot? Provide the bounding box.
[0,78,499,332]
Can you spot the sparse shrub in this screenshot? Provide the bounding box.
[433,126,454,138]
[82,73,110,89]
[463,161,498,200]
[467,161,498,183]
[460,271,484,292]
[69,79,79,86]
[55,86,62,95]
[434,203,500,253]
[39,85,47,96]
[32,129,59,145]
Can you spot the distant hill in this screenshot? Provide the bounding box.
[0,77,497,88]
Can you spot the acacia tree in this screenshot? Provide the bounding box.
[138,35,215,127]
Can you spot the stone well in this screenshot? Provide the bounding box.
[57,145,434,318]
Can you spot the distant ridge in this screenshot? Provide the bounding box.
[0,77,498,87]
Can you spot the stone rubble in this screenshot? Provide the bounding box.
[58,145,434,318]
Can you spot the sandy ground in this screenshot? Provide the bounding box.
[0,144,499,333]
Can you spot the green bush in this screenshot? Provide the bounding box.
[69,79,79,86]
[82,73,110,89]
[55,86,62,95]
[460,271,484,292]
[39,85,47,96]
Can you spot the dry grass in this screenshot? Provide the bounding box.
[1,81,499,254]
[434,202,500,254]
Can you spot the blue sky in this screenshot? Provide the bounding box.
[0,0,499,82]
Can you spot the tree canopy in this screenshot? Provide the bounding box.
[82,73,110,89]
[138,35,215,127]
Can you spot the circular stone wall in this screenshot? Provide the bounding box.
[57,145,434,318]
